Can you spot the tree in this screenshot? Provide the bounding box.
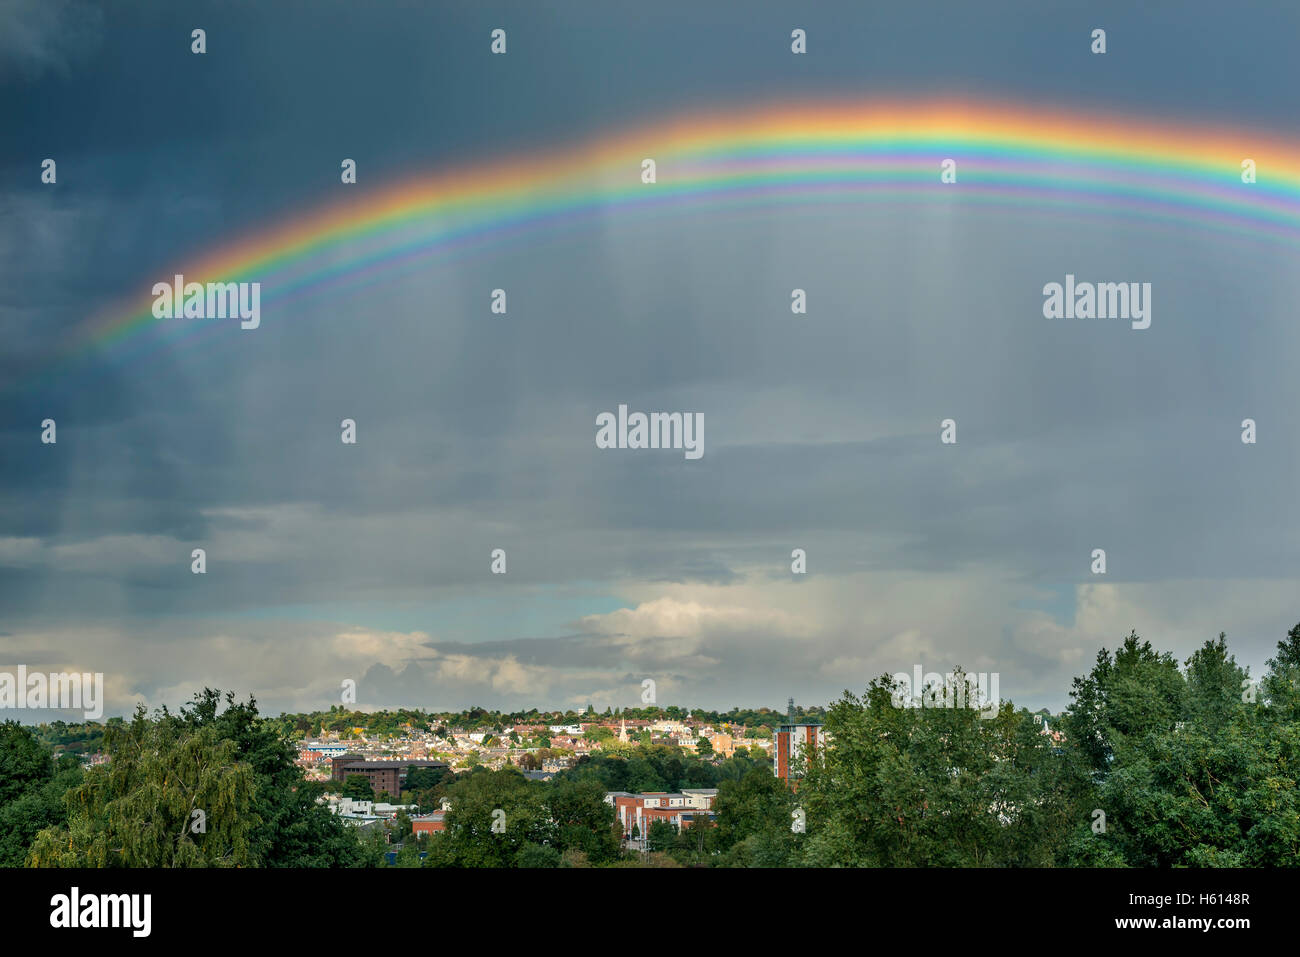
[1062,630,1300,868]
[344,775,375,801]
[515,842,560,868]
[546,778,620,864]
[713,766,795,851]
[1264,622,1300,718]
[355,825,389,867]
[646,820,676,853]
[0,726,83,867]
[425,768,552,868]
[517,752,541,771]
[0,722,52,806]
[393,811,413,842]
[392,839,423,868]
[1184,633,1248,734]
[173,690,370,868]
[799,672,1083,867]
[28,706,257,867]
[1063,631,1185,774]
[404,765,448,792]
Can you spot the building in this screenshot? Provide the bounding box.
[330,798,384,829]
[330,797,415,818]
[606,789,719,838]
[331,756,451,798]
[773,722,824,782]
[303,743,351,758]
[705,731,734,757]
[410,812,447,836]
[650,720,687,735]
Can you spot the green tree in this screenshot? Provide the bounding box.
[517,752,541,771]
[344,775,375,801]
[425,768,552,868]
[1264,622,1300,719]
[393,810,413,842]
[0,727,83,867]
[1184,633,1248,734]
[404,765,448,792]
[1063,631,1186,774]
[713,766,795,851]
[546,778,620,863]
[176,690,368,868]
[515,842,561,867]
[646,820,676,853]
[1079,630,1300,867]
[0,722,53,806]
[800,672,1081,867]
[392,839,423,868]
[28,706,257,867]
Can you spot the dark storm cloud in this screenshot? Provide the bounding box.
[2,1,1299,715]
[0,0,102,81]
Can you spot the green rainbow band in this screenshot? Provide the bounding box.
[50,97,1300,383]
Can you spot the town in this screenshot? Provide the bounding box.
[296,702,821,860]
[7,623,1298,870]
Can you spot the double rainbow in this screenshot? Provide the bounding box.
[53,97,1300,380]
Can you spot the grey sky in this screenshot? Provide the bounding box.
[3,0,1299,719]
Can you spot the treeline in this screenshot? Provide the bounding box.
[267,702,818,740]
[1,625,1297,867]
[29,720,110,755]
[412,624,1300,867]
[2,691,386,868]
[790,626,1300,867]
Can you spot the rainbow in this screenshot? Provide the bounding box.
[50,97,1300,382]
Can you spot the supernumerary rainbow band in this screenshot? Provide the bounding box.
[52,97,1300,380]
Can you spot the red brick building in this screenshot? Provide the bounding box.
[331,756,450,798]
[773,722,824,782]
[411,812,447,836]
[606,790,718,837]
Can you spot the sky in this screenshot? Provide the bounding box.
[3,0,1300,720]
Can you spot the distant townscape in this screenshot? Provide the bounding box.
[3,624,1299,868]
[303,704,820,853]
